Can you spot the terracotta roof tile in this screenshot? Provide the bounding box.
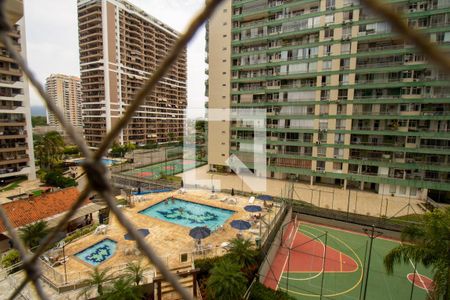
[0,187,90,233]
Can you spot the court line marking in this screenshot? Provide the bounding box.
[280,228,325,281]
[278,223,364,297]
[408,259,430,294]
[276,222,297,290]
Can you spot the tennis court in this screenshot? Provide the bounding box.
[263,221,433,300]
[122,158,205,180]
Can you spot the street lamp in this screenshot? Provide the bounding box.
[210,173,215,192]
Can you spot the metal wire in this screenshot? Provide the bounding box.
[0,0,225,298]
[1,0,449,298]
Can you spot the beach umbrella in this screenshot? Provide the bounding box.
[189,226,211,240]
[257,195,273,201]
[230,220,251,231]
[124,228,150,241]
[244,205,262,212]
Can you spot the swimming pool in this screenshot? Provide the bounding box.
[139,198,234,230]
[73,158,120,166]
[74,239,117,266]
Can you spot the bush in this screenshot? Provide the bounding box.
[44,171,77,188]
[64,224,98,244]
[249,282,295,300]
[63,145,80,156]
[194,254,232,281]
[1,249,21,269]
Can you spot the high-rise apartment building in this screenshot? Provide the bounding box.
[0,0,36,180]
[207,0,450,201]
[77,0,187,148]
[46,74,82,129]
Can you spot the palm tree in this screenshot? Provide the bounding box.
[34,131,64,170]
[228,237,258,269]
[19,220,49,250]
[78,267,111,299]
[124,260,149,286]
[384,207,450,299]
[207,259,247,300]
[100,276,142,300]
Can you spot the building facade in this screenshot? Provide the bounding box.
[207,0,450,201]
[77,0,187,148]
[0,1,36,181]
[45,74,82,129]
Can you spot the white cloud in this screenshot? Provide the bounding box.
[23,0,207,118]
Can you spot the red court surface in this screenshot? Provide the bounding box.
[264,222,358,290]
[182,160,196,165]
[164,166,175,170]
[407,273,434,291]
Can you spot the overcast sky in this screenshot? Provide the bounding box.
[23,0,207,118]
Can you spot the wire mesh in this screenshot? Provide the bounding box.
[0,0,226,299]
[0,0,449,298]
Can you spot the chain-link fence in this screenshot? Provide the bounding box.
[0,1,226,299]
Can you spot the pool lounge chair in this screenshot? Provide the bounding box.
[220,241,231,250]
[227,197,237,205]
[248,196,255,204]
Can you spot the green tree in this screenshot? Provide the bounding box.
[206,260,247,300]
[110,143,135,158]
[384,207,450,299]
[19,220,49,250]
[34,131,64,170]
[228,237,258,270]
[44,171,77,188]
[100,277,142,300]
[78,267,111,299]
[31,116,47,127]
[124,261,148,286]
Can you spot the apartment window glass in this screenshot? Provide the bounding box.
[338,89,348,99]
[407,136,416,143]
[410,187,417,196]
[321,90,330,100]
[343,10,353,21]
[326,0,335,10]
[399,186,407,195]
[325,14,334,24]
[324,28,334,39]
[323,44,332,55]
[322,60,332,70]
[339,74,349,85]
[341,42,351,54]
[340,58,350,69]
[317,148,326,157]
[389,185,396,193]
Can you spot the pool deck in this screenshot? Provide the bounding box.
[48,190,280,284]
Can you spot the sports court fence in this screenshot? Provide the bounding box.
[256,218,433,300]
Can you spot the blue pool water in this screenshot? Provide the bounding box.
[139,198,235,230]
[74,239,117,266]
[73,158,119,166]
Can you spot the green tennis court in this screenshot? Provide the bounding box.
[122,159,205,180]
[264,221,433,300]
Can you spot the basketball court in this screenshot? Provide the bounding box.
[263,220,434,299]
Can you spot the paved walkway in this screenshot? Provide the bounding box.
[179,165,426,218]
[0,179,43,204]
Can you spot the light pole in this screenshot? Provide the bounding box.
[210,173,215,192]
[60,240,68,284]
[361,225,383,300]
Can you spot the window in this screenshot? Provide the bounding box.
[410,187,417,196]
[322,60,332,70]
[323,44,332,55]
[326,0,335,10]
[340,58,350,69]
[325,14,334,24]
[339,74,349,85]
[321,90,330,100]
[389,185,396,193]
[324,28,334,39]
[341,42,351,54]
[407,136,416,143]
[399,186,407,195]
[338,89,348,100]
[343,10,353,21]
